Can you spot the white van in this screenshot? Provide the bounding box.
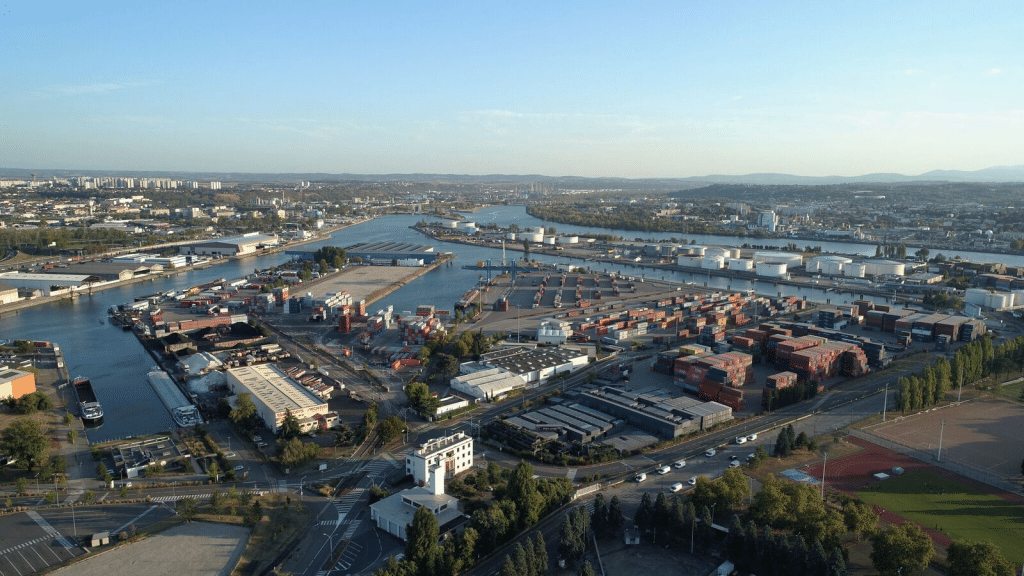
[658,465,671,475]
[705,448,717,457]
[671,482,684,492]
[635,472,647,482]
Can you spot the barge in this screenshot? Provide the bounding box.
[147,368,202,427]
[71,376,104,425]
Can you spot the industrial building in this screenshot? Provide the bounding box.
[579,386,732,439]
[370,466,464,541]
[0,272,92,296]
[0,368,35,400]
[477,346,589,385]
[224,364,328,434]
[177,233,279,258]
[147,369,202,427]
[405,431,474,487]
[60,261,163,282]
[0,281,18,305]
[501,401,619,444]
[112,436,185,479]
[344,241,438,265]
[451,367,527,401]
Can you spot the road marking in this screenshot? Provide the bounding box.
[566,468,577,480]
[15,551,33,573]
[25,511,73,551]
[111,505,158,536]
[0,537,48,556]
[5,554,21,576]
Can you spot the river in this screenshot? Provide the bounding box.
[3,209,1019,442]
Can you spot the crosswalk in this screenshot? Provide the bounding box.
[333,541,362,570]
[0,536,49,556]
[27,510,75,551]
[317,488,364,526]
[148,490,268,503]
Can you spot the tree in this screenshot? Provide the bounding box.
[177,497,198,521]
[208,460,221,482]
[230,392,257,430]
[749,474,790,526]
[405,504,439,576]
[947,539,1014,576]
[827,546,847,576]
[279,409,302,439]
[506,461,543,530]
[363,403,379,430]
[531,531,548,576]
[634,492,654,535]
[842,500,879,541]
[590,493,608,539]
[870,522,934,576]
[578,561,596,576]
[377,415,404,444]
[243,499,263,525]
[0,418,48,470]
[726,514,745,562]
[606,496,625,538]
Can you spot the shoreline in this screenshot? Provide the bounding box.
[0,218,373,318]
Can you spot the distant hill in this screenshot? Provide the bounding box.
[2,165,1023,186]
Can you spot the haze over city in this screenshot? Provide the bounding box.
[2,1,1022,178]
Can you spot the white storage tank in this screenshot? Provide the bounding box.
[728,258,753,271]
[557,236,579,244]
[700,256,725,269]
[506,232,517,241]
[543,236,557,245]
[844,262,866,278]
[524,232,544,242]
[445,220,459,228]
[864,259,905,276]
[684,245,707,257]
[704,247,732,259]
[756,262,788,278]
[985,291,1012,309]
[754,251,803,267]
[677,256,702,267]
[965,288,989,306]
[463,223,478,234]
[1011,289,1024,307]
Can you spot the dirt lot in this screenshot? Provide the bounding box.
[864,396,1024,479]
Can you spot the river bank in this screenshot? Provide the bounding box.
[0,219,373,319]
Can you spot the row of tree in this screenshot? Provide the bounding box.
[773,424,815,457]
[724,517,846,576]
[500,532,548,576]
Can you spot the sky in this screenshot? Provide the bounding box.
[2,1,1022,178]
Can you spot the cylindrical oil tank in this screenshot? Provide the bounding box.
[685,245,707,257]
[557,236,579,244]
[985,291,1011,309]
[844,263,866,278]
[506,232,517,240]
[543,236,557,245]
[754,251,803,267]
[524,232,544,242]
[864,259,905,276]
[700,256,724,269]
[677,256,701,267]
[704,247,731,259]
[756,262,788,277]
[728,258,753,271]
[965,288,989,306]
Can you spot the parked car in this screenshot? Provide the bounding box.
[729,459,740,468]
[688,476,698,485]
[674,459,686,469]
[746,433,758,442]
[735,436,747,444]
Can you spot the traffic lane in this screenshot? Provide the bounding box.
[41,502,176,539]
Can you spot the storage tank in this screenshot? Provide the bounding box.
[864,259,905,276]
[506,232,517,241]
[964,288,989,306]
[524,232,544,242]
[753,251,803,267]
[463,223,478,234]
[677,256,701,268]
[557,236,579,244]
[704,247,732,259]
[444,220,459,228]
[700,256,725,269]
[543,236,557,245]
[1011,289,1024,307]
[985,291,1011,309]
[684,245,707,257]
[728,258,753,271]
[844,263,866,278]
[756,262,788,277]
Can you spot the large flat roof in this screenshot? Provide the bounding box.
[0,272,91,282]
[345,241,435,254]
[227,364,325,415]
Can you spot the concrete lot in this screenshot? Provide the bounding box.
[53,521,249,576]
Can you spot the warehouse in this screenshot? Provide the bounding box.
[579,386,732,439]
[0,281,18,305]
[59,261,162,281]
[478,346,590,385]
[344,241,438,265]
[450,368,526,401]
[177,233,278,258]
[0,272,93,296]
[224,364,327,434]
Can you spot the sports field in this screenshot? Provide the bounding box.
[856,470,1024,566]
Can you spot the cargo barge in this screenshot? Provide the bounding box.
[71,376,104,425]
[147,369,202,427]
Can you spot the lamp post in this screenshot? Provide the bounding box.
[882,382,889,422]
[300,475,308,502]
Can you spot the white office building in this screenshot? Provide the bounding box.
[406,431,474,487]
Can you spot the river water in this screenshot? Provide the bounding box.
[2,208,1017,442]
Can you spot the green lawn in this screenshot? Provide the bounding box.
[856,470,1024,565]
[993,378,1024,402]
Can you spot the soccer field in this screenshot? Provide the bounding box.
[856,470,1024,565]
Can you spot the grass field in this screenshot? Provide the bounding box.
[994,378,1024,402]
[856,470,1024,565]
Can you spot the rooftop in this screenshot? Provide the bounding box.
[227,364,325,414]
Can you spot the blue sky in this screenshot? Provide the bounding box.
[2,1,1021,178]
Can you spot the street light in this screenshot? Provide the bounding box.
[300,475,308,502]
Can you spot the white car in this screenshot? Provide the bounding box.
[674,460,686,469]
[730,459,740,468]
[225,452,236,458]
[705,449,717,457]
[234,465,245,471]
[670,482,684,492]
[658,465,671,475]
[735,436,747,444]
[688,476,698,485]
[747,433,758,442]
[635,472,647,482]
